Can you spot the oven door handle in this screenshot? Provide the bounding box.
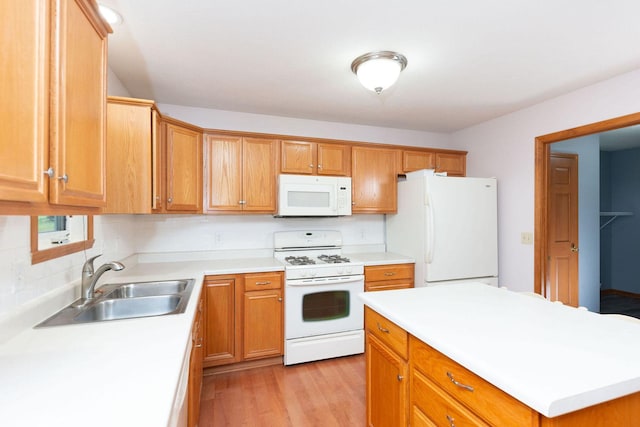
[287,275,364,286]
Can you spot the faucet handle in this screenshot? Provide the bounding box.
[82,254,102,274]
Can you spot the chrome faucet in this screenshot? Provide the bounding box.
[81,255,125,300]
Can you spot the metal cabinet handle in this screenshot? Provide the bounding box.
[255,281,271,285]
[278,297,283,302]
[376,322,390,333]
[309,164,314,168]
[571,243,579,253]
[195,337,203,348]
[43,167,54,178]
[239,200,247,205]
[446,371,474,392]
[57,174,68,183]
[384,272,395,276]
[397,375,404,381]
[167,197,173,203]
[446,414,456,427]
[317,164,323,169]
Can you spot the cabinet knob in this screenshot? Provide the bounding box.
[167,197,173,203]
[309,164,314,168]
[278,297,283,302]
[43,167,54,178]
[57,174,68,183]
[397,375,404,381]
[446,414,456,427]
[317,164,322,169]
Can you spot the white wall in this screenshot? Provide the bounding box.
[551,136,601,311]
[108,67,131,97]
[133,214,385,255]
[451,68,640,294]
[157,103,451,149]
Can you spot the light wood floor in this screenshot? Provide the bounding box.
[198,354,365,427]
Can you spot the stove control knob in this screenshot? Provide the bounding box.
[300,271,308,278]
[337,268,344,275]
[310,270,318,277]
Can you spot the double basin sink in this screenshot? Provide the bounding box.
[36,279,195,327]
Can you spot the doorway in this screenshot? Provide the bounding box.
[535,112,640,309]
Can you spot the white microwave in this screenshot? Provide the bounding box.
[277,174,352,217]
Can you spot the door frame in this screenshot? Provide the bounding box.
[534,112,640,295]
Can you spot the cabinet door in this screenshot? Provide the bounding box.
[402,150,435,173]
[203,278,240,366]
[352,146,399,213]
[204,134,243,212]
[0,0,49,203]
[366,332,408,427]
[243,289,283,360]
[280,140,315,175]
[435,152,466,176]
[151,110,163,211]
[105,99,154,213]
[49,0,109,207]
[188,296,203,427]
[317,143,351,176]
[242,137,277,212]
[165,122,202,212]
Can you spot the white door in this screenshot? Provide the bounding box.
[425,177,498,282]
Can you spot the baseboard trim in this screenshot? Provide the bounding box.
[601,289,640,299]
[203,356,283,376]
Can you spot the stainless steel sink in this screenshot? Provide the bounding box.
[35,278,195,327]
[74,295,183,322]
[102,280,190,299]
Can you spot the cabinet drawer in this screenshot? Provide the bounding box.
[412,368,489,427]
[410,336,537,427]
[244,272,282,291]
[365,307,408,359]
[365,264,414,282]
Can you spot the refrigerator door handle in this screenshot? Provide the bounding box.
[426,192,434,263]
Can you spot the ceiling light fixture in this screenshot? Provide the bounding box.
[98,4,123,26]
[351,51,408,94]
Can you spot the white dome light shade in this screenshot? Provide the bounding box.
[98,4,123,25]
[351,51,407,94]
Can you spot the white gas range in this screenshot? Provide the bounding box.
[274,230,365,365]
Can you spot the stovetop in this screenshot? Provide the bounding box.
[284,254,352,266]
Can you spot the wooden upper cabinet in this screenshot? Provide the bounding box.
[402,150,467,176]
[0,0,49,204]
[104,97,156,214]
[435,152,467,176]
[165,120,203,212]
[402,151,435,173]
[49,0,110,207]
[205,134,277,213]
[0,0,110,209]
[280,140,350,176]
[352,146,400,213]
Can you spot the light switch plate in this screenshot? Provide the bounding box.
[521,232,533,245]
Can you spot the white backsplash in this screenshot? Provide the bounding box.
[0,213,385,319]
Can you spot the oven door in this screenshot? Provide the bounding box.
[285,275,364,340]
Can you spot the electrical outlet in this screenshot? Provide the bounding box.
[521,232,533,245]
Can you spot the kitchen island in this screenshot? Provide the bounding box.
[360,283,640,426]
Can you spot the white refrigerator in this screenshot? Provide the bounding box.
[386,169,498,287]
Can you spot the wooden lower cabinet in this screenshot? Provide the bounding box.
[203,276,240,366]
[366,308,640,427]
[365,307,409,427]
[365,263,414,292]
[203,272,283,368]
[188,294,204,427]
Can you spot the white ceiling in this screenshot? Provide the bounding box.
[102,0,640,133]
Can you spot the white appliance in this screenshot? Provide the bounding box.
[386,169,498,287]
[277,174,352,217]
[274,230,364,365]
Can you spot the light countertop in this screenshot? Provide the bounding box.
[359,283,640,418]
[0,257,284,427]
[0,252,408,427]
